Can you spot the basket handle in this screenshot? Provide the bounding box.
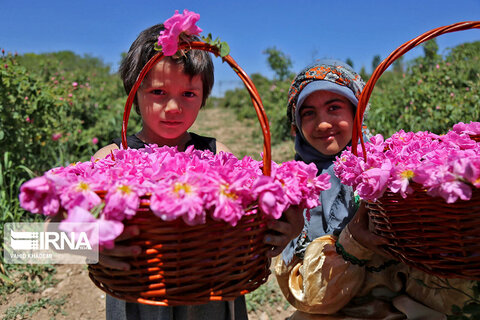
[352,21,480,159]
[121,41,272,176]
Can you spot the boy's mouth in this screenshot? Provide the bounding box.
[161,120,183,126]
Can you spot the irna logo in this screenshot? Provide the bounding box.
[4,222,99,264]
[10,230,92,251]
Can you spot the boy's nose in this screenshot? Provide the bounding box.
[165,98,181,113]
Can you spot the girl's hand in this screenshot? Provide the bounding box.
[96,225,142,271]
[347,203,392,259]
[264,205,304,258]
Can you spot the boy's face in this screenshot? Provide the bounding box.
[137,59,203,143]
[299,90,355,155]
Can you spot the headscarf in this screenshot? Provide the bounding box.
[282,59,370,264]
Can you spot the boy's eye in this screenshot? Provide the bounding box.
[151,89,165,95]
[183,91,196,98]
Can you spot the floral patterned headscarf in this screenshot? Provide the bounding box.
[287,59,365,129]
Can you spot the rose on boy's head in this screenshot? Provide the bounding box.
[157,9,202,56]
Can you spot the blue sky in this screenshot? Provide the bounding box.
[1,0,479,96]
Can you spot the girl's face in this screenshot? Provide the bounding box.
[137,58,203,145]
[299,90,355,155]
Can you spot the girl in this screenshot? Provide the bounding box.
[274,60,475,319]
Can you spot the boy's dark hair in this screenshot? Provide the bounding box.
[119,24,214,112]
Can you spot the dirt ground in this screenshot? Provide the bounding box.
[0,264,105,320]
[0,264,295,319]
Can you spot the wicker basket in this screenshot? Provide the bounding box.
[88,41,272,305]
[351,21,480,280]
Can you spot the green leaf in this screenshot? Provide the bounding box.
[0,272,14,285]
[154,43,163,52]
[219,42,230,57]
[90,202,105,219]
[17,165,36,179]
[202,33,213,42]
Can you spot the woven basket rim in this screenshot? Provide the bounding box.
[352,21,480,157]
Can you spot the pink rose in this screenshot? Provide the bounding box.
[158,9,202,56]
[60,206,124,249]
[52,133,62,141]
[252,176,287,219]
[19,176,59,216]
[356,162,392,201]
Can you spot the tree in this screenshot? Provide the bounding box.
[366,41,480,136]
[422,39,439,64]
[392,56,404,74]
[263,47,293,81]
[372,55,382,72]
[346,58,354,69]
[359,66,369,82]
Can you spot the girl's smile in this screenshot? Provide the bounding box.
[316,133,337,141]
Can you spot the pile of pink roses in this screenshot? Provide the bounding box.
[20,145,331,248]
[334,121,480,203]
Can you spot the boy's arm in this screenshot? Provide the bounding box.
[93,143,119,160]
[215,141,231,154]
[97,225,142,270]
[265,206,304,258]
